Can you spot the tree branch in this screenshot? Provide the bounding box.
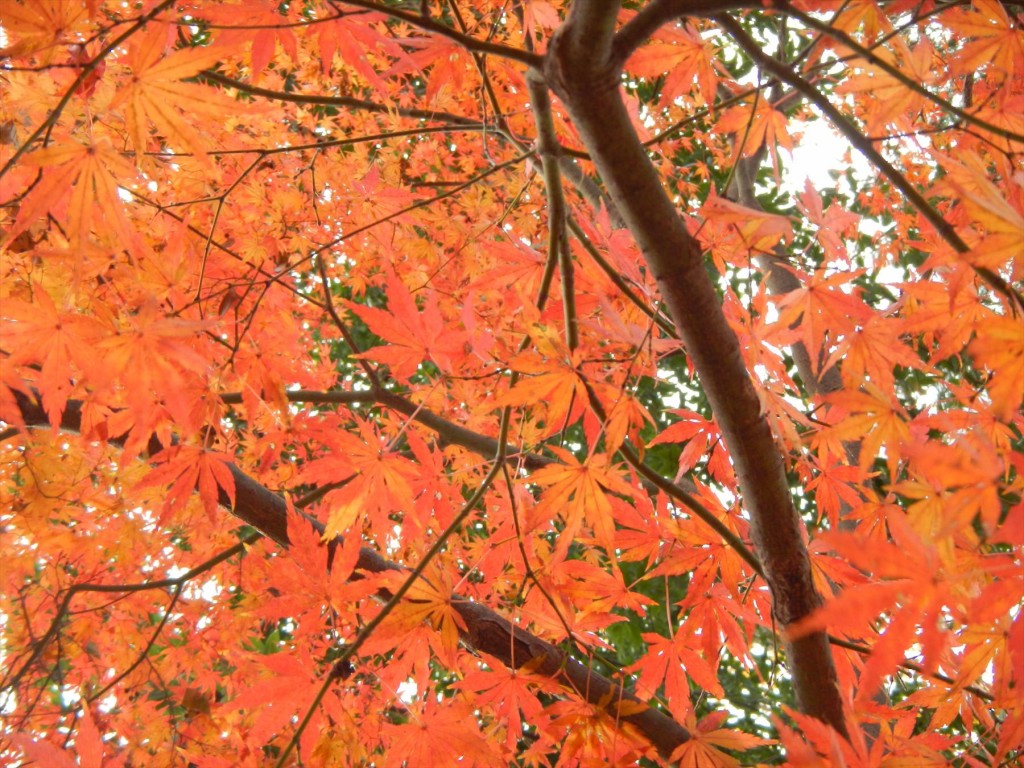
[1,534,258,698]
[220,386,764,571]
[11,390,693,759]
[717,15,1024,312]
[727,152,844,399]
[218,388,558,471]
[527,69,578,351]
[200,69,480,126]
[544,1,847,736]
[776,1,1024,145]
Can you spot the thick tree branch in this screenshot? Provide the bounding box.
[219,387,763,569]
[218,388,558,471]
[544,0,846,735]
[11,390,693,759]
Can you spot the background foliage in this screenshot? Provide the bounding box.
[1,1,1022,766]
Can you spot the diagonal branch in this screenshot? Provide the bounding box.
[276,404,512,767]
[315,255,384,390]
[218,387,761,568]
[218,388,557,471]
[717,15,1023,312]
[11,390,693,759]
[200,69,480,126]
[1,533,259,699]
[0,1,176,178]
[776,1,1024,145]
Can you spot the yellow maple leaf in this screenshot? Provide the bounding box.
[0,0,89,60]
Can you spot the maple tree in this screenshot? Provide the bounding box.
[1,0,1022,765]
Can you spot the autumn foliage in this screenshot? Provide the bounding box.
[1,0,1022,765]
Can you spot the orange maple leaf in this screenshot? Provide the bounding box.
[716,98,795,161]
[772,268,872,377]
[931,152,1024,276]
[382,561,467,664]
[1,285,105,423]
[601,392,654,456]
[138,443,236,521]
[559,559,654,617]
[495,326,589,438]
[201,5,298,82]
[649,408,735,488]
[828,315,926,396]
[671,710,773,767]
[97,300,213,428]
[5,136,138,248]
[343,270,466,380]
[817,385,911,475]
[797,179,861,264]
[111,24,234,160]
[968,316,1024,422]
[949,0,1024,84]
[382,698,494,768]
[697,191,793,272]
[8,706,105,768]
[789,513,961,702]
[455,653,555,752]
[229,647,329,751]
[529,445,635,558]
[627,23,718,106]
[300,417,418,540]
[0,0,89,60]
[630,630,724,717]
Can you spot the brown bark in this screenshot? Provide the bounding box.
[11,390,692,759]
[542,1,846,735]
